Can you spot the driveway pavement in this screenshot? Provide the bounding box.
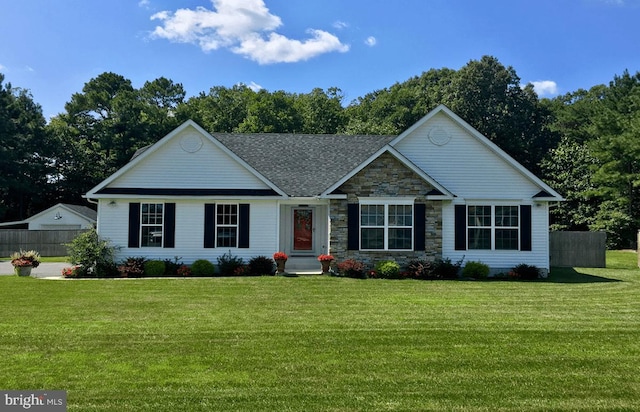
[0,261,67,278]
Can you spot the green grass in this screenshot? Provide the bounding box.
[1,252,639,411]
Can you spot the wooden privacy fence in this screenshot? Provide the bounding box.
[0,230,87,257]
[549,231,606,268]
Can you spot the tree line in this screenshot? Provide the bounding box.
[1,56,639,247]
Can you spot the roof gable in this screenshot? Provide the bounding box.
[86,121,286,198]
[321,146,453,199]
[391,105,563,201]
[26,203,96,223]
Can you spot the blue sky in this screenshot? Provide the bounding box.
[1,0,639,119]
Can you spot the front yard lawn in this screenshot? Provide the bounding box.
[0,251,638,411]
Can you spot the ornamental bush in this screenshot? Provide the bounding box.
[66,228,118,277]
[144,260,166,277]
[118,257,146,278]
[433,257,463,279]
[511,263,540,280]
[407,259,436,280]
[462,261,490,279]
[217,251,245,276]
[375,260,401,279]
[337,259,367,279]
[163,257,184,277]
[248,256,275,276]
[191,259,215,276]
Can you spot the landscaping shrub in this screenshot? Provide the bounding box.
[191,259,215,276]
[511,263,540,280]
[375,260,401,279]
[66,228,118,277]
[61,265,82,278]
[144,260,166,277]
[177,265,192,276]
[337,259,367,279]
[233,265,249,276]
[462,261,490,279]
[248,256,275,276]
[163,257,183,276]
[407,259,436,280]
[118,257,146,278]
[433,257,463,279]
[217,251,245,276]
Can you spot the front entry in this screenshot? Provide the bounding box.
[292,207,315,255]
[280,204,328,272]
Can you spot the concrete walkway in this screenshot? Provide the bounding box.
[0,261,67,279]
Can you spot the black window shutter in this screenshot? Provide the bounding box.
[414,203,426,251]
[454,205,467,251]
[128,203,141,248]
[520,205,532,251]
[347,203,359,250]
[238,204,250,248]
[204,203,216,248]
[163,203,176,248]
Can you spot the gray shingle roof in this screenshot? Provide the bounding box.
[213,133,396,197]
[62,204,97,220]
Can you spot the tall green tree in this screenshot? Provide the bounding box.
[449,56,557,174]
[237,90,301,133]
[588,71,640,247]
[48,72,186,203]
[540,87,605,232]
[176,84,254,132]
[0,74,51,221]
[294,87,346,134]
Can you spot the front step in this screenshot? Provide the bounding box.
[283,257,324,274]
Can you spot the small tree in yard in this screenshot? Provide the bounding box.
[66,228,118,277]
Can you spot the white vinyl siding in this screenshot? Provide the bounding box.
[108,128,271,190]
[393,112,543,199]
[442,202,550,271]
[97,199,279,264]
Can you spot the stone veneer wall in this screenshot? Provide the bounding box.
[329,152,443,269]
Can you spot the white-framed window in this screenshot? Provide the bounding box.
[141,203,163,247]
[360,199,413,250]
[216,204,238,247]
[468,205,519,250]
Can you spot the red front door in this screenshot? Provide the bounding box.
[293,208,313,251]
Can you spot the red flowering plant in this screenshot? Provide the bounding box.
[317,254,335,262]
[177,265,192,277]
[61,265,82,278]
[273,251,288,261]
[10,250,41,268]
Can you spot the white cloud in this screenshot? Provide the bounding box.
[247,81,263,91]
[150,0,349,64]
[25,66,35,72]
[0,63,6,71]
[531,80,559,96]
[138,0,150,8]
[365,36,377,47]
[333,20,348,29]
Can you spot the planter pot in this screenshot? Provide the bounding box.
[320,260,332,273]
[15,265,33,277]
[275,259,287,274]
